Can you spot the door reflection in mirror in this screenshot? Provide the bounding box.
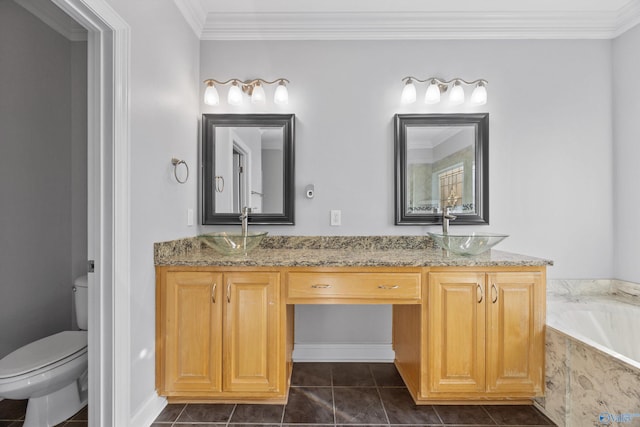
[214,126,284,214]
[202,114,294,225]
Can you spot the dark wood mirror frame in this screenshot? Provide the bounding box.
[202,113,295,225]
[394,113,489,226]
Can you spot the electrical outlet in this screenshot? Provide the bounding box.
[330,210,341,226]
[187,208,194,226]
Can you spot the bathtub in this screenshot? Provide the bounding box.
[547,299,640,370]
[540,293,640,427]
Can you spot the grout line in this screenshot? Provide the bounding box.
[225,403,237,426]
[371,366,391,426]
[481,404,499,426]
[331,364,337,426]
[171,403,188,427]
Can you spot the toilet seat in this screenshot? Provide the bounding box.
[0,331,87,380]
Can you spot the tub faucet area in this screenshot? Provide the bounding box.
[442,207,457,233]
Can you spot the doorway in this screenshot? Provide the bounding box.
[50,0,131,425]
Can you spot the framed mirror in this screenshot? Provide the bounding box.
[202,114,295,225]
[394,113,489,225]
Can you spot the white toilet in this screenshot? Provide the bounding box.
[0,276,89,427]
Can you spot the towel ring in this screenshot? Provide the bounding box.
[171,158,189,184]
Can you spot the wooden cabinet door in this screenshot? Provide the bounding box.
[164,271,223,393]
[428,272,486,393]
[223,272,281,393]
[486,272,544,394]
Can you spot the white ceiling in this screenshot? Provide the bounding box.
[175,0,640,40]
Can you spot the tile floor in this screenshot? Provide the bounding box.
[0,399,87,426]
[152,363,557,427]
[0,363,556,426]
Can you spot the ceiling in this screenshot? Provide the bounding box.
[15,0,640,42]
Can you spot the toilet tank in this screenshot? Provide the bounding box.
[74,275,89,330]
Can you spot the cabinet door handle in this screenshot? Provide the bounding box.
[311,284,331,289]
[378,285,400,290]
[491,283,498,303]
[211,282,217,304]
[477,283,483,303]
[227,281,231,303]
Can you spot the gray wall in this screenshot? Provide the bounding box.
[103,0,201,416]
[613,24,640,283]
[200,39,614,348]
[0,1,87,358]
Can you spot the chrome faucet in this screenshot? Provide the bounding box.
[442,207,457,234]
[240,207,252,236]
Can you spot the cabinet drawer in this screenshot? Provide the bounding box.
[287,272,421,303]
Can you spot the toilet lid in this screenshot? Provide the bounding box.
[0,331,87,379]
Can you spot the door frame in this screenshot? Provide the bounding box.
[51,0,130,425]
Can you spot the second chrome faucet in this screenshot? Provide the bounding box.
[442,207,457,233]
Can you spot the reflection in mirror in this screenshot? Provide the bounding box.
[395,114,488,225]
[202,114,295,225]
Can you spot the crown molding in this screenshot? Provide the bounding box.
[615,0,640,36]
[199,11,630,40]
[15,0,87,41]
[173,0,206,38]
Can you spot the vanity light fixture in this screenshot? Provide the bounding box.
[401,77,488,106]
[203,78,290,106]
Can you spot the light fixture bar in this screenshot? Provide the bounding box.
[400,77,488,106]
[203,78,290,106]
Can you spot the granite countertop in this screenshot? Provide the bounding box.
[154,236,553,268]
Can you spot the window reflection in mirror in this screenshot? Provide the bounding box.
[395,114,488,225]
[202,114,294,225]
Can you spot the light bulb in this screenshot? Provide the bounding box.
[274,81,289,105]
[227,82,243,106]
[470,83,487,105]
[251,82,266,104]
[400,79,417,104]
[203,82,219,106]
[424,81,441,104]
[449,82,464,106]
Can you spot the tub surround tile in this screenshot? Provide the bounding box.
[542,326,640,427]
[568,339,640,426]
[534,329,568,427]
[548,279,640,300]
[154,235,552,267]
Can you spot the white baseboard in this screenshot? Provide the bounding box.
[129,392,166,427]
[292,343,395,362]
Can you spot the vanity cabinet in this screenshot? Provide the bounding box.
[421,268,545,401]
[156,268,287,402]
[157,262,547,405]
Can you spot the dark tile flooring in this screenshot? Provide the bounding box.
[152,363,557,427]
[0,363,556,426]
[0,400,87,426]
